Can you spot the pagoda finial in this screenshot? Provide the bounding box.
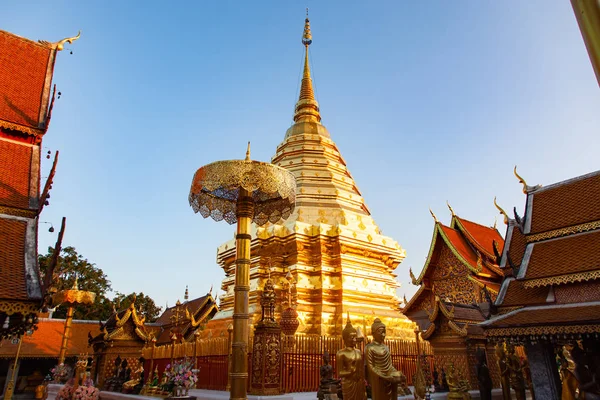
[429,208,439,223]
[493,197,509,225]
[245,142,251,161]
[446,201,456,217]
[184,285,189,302]
[294,12,321,123]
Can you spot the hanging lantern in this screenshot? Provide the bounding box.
[280,307,299,337]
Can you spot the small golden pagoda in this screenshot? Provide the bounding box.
[206,14,414,338]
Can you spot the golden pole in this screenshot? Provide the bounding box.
[170,334,177,366]
[58,306,74,364]
[572,0,600,86]
[4,336,24,400]
[148,338,156,385]
[230,188,254,400]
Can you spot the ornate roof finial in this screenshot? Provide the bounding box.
[409,267,418,285]
[294,12,321,123]
[429,208,439,223]
[184,285,189,302]
[446,201,456,217]
[513,165,541,194]
[493,197,509,225]
[245,141,251,161]
[493,216,497,230]
[39,31,81,51]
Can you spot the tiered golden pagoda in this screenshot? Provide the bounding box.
[208,14,414,338]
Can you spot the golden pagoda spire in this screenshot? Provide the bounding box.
[294,9,321,123]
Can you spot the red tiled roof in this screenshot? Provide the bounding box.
[506,226,527,268]
[455,217,504,258]
[529,171,600,234]
[0,318,101,358]
[0,30,53,131]
[0,218,29,300]
[523,229,600,281]
[0,140,33,209]
[483,302,600,328]
[498,279,548,307]
[439,225,479,268]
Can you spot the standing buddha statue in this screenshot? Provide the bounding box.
[336,315,366,400]
[365,318,403,400]
[495,343,511,400]
[506,344,526,400]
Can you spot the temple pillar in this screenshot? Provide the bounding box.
[524,341,561,400]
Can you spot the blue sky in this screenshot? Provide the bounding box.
[3,1,599,310]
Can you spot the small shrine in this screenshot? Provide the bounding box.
[404,205,505,389]
[481,169,600,399]
[153,288,218,345]
[88,299,149,388]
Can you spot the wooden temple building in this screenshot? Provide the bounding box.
[0,28,78,398]
[403,206,505,389]
[481,170,600,399]
[206,14,415,340]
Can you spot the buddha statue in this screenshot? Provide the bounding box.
[560,346,579,400]
[336,316,366,400]
[495,343,511,400]
[446,363,471,400]
[317,351,341,400]
[506,344,526,400]
[365,318,403,400]
[122,357,144,394]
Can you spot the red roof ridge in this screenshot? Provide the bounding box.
[531,169,600,194]
[0,29,53,50]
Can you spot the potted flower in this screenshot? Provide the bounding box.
[50,364,72,384]
[164,358,198,397]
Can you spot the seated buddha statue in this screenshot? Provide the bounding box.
[122,358,144,393]
[365,318,403,400]
[336,316,366,400]
[317,351,341,400]
[447,363,471,400]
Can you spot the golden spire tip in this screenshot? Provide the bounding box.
[429,208,439,223]
[245,141,251,161]
[446,201,455,217]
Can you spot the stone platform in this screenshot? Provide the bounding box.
[47,384,512,400]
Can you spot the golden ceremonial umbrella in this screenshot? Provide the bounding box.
[188,143,296,400]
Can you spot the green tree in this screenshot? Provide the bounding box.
[39,246,113,320]
[112,292,163,322]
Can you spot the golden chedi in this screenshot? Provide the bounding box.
[336,315,366,400]
[209,12,414,339]
[365,319,405,400]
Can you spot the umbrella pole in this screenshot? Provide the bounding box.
[230,188,254,400]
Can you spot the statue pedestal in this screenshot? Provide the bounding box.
[249,323,282,396]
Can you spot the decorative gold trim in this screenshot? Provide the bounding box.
[467,275,499,294]
[494,197,509,225]
[523,270,600,288]
[448,320,468,337]
[429,208,439,223]
[38,31,81,51]
[0,206,36,219]
[514,166,529,194]
[0,301,39,315]
[422,323,436,340]
[485,324,600,337]
[526,220,600,243]
[0,120,43,137]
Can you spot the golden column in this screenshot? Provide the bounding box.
[189,143,296,400]
[571,0,600,86]
[53,278,96,364]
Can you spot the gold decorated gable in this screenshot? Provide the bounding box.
[189,159,296,226]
